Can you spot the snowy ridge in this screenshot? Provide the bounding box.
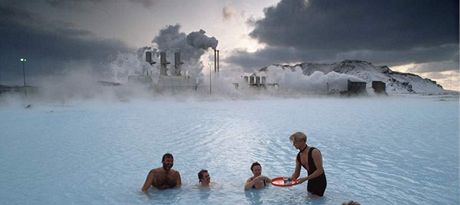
[260,60,444,94]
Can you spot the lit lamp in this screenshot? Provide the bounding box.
[20,58,27,96]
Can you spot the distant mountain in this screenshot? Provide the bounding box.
[260,60,444,94]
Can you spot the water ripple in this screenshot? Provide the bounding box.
[0,97,458,204]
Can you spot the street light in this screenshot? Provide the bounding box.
[20,58,27,96]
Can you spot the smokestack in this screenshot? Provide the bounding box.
[214,49,217,73]
[145,51,156,65]
[160,52,169,76]
[217,50,219,72]
[174,52,183,76]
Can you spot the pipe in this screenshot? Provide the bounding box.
[217,50,219,72]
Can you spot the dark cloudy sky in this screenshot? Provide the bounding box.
[229,0,458,66]
[0,0,458,90]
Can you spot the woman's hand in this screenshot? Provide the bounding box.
[297,177,308,184]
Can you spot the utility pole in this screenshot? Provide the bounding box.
[20,58,27,96]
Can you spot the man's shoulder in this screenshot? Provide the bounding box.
[151,167,163,173]
[171,169,181,175]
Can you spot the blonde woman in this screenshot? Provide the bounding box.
[290,132,327,197]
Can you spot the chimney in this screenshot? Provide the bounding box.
[145,51,156,65]
[174,52,183,76]
[160,52,169,76]
[145,51,152,64]
[217,50,219,72]
[214,49,217,73]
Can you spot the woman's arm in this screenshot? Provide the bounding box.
[244,177,255,190]
[298,149,324,183]
[291,157,301,180]
[307,149,324,179]
[264,176,272,183]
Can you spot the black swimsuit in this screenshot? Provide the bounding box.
[297,146,327,196]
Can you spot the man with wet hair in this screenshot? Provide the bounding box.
[197,169,211,187]
[142,153,182,192]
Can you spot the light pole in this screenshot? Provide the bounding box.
[20,58,27,96]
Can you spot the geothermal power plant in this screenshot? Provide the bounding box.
[144,49,219,77]
[132,48,220,91]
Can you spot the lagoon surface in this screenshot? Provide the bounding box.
[0,96,459,204]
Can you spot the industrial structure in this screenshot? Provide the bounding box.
[372,81,387,95]
[340,80,367,96]
[214,49,219,73]
[242,72,267,87]
[237,72,278,89]
[128,48,220,91]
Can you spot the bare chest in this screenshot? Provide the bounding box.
[299,152,309,169]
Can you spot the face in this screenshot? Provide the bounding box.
[251,165,262,177]
[200,172,211,185]
[162,157,174,171]
[292,138,304,149]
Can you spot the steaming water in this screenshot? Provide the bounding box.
[0,96,458,204]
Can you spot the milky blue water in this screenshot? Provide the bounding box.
[0,96,458,205]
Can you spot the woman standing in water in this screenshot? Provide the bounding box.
[290,131,327,197]
[244,162,271,190]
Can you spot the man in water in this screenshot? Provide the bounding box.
[198,169,211,187]
[142,153,182,192]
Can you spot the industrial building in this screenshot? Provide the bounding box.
[235,72,278,89]
[340,80,367,96]
[132,48,220,91]
[242,72,267,87]
[372,81,387,95]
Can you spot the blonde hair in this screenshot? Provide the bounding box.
[289,132,307,143]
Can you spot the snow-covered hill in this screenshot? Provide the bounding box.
[260,60,444,94]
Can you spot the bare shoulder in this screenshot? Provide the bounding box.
[246,176,253,182]
[171,169,181,176]
[151,168,162,174]
[312,148,322,157]
[264,176,272,182]
[312,148,322,154]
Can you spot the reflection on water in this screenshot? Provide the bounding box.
[245,190,263,205]
[146,188,183,204]
[0,97,458,204]
[199,187,211,200]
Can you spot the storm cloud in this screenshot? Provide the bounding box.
[0,4,132,84]
[228,0,459,71]
[46,0,155,9]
